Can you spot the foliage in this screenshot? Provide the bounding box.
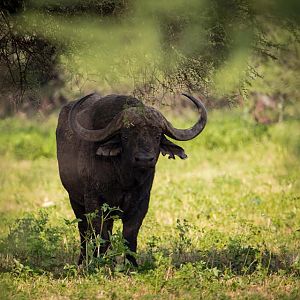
[248,27,300,118]
[0,8,64,115]
[0,0,299,114]
[0,209,78,272]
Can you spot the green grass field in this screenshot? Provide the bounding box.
[0,110,299,299]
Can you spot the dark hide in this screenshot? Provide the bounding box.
[56,93,189,266]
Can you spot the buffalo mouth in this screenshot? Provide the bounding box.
[133,161,156,169]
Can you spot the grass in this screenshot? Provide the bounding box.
[0,109,299,299]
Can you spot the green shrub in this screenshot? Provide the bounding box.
[0,118,56,160]
[0,209,78,272]
[199,114,269,151]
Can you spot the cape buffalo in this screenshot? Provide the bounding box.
[56,93,207,266]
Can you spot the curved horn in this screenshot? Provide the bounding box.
[69,94,123,142]
[163,93,207,141]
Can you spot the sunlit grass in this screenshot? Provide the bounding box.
[0,109,299,299]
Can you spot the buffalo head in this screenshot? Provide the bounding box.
[68,94,207,169]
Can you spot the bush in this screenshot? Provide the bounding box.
[188,111,270,151]
[0,209,78,271]
[0,117,56,160]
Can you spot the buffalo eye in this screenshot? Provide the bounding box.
[154,133,161,142]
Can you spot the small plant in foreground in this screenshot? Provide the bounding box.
[80,204,136,276]
[174,218,193,254]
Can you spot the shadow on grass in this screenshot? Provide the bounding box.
[0,210,299,277]
[1,239,299,277]
[138,245,300,276]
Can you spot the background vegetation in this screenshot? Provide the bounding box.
[0,0,299,299]
[0,0,299,113]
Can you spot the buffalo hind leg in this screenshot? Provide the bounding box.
[100,218,114,254]
[84,192,114,258]
[69,197,87,265]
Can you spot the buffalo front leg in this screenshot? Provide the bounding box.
[122,222,140,267]
[122,198,149,267]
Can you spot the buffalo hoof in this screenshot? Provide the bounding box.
[126,255,138,267]
[77,253,85,266]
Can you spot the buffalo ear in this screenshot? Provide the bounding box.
[160,136,187,159]
[96,137,122,157]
